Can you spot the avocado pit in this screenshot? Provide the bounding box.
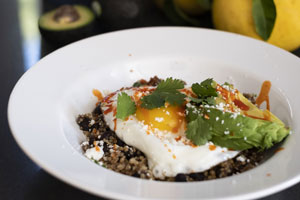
[53,5,80,24]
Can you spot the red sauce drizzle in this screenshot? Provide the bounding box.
[103,105,113,115]
[233,99,249,111]
[113,118,117,131]
[92,89,103,102]
[102,91,117,104]
[256,81,271,111]
[209,144,216,151]
[113,107,117,116]
[244,111,271,121]
[175,136,182,142]
[275,147,284,153]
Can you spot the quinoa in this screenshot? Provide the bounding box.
[76,77,276,182]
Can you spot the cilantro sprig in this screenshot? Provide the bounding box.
[190,78,218,105]
[141,78,186,109]
[116,92,136,120]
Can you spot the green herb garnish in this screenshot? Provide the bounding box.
[190,78,218,105]
[186,115,212,146]
[141,77,186,109]
[116,92,136,120]
[192,78,218,97]
[93,160,99,165]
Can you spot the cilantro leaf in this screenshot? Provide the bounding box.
[190,78,217,106]
[186,115,212,146]
[140,93,165,109]
[141,78,186,109]
[205,96,216,105]
[185,106,201,122]
[156,77,185,92]
[116,92,136,120]
[192,78,218,97]
[189,96,215,105]
[189,96,204,104]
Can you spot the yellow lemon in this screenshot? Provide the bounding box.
[212,0,300,51]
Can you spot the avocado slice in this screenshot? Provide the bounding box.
[39,5,96,45]
[186,81,290,150]
[186,107,289,150]
[207,108,289,150]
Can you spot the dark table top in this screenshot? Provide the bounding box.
[1,0,299,199]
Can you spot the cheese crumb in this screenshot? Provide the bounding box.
[236,156,246,162]
[155,117,164,122]
[85,146,104,160]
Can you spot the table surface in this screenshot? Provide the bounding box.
[1,0,300,199]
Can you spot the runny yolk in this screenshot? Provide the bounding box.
[135,105,186,133]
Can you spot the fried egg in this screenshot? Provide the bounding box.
[101,86,239,178]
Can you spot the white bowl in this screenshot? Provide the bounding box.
[8,27,300,199]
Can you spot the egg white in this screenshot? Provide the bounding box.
[101,88,239,178]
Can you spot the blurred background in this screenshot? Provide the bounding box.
[0,0,300,199]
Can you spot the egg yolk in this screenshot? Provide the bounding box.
[136,105,186,133]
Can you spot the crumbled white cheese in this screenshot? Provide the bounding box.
[236,156,246,162]
[222,84,230,91]
[186,103,192,108]
[216,102,225,110]
[85,146,104,161]
[230,113,238,119]
[155,117,164,122]
[90,119,95,125]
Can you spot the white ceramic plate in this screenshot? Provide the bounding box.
[8,27,300,200]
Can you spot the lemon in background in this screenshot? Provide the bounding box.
[212,0,300,51]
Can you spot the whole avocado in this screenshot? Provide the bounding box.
[38,5,96,45]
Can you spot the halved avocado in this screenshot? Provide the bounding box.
[39,5,96,45]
